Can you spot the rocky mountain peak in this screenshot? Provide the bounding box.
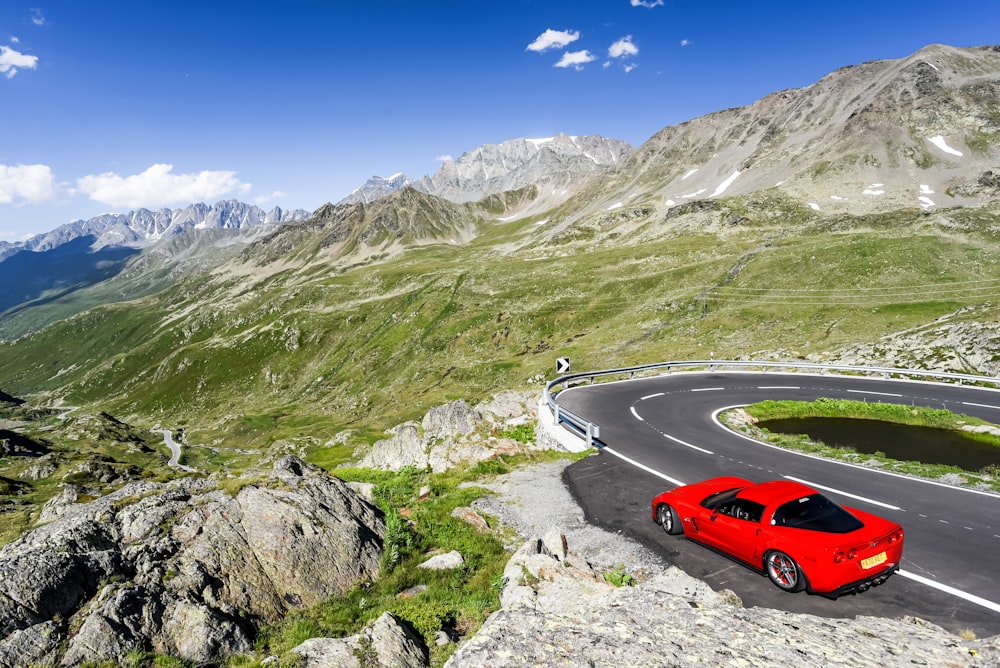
[415,133,632,203]
[338,172,415,205]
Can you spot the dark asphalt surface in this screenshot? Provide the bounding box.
[558,371,1000,638]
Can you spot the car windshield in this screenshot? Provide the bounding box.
[700,487,741,510]
[771,494,864,533]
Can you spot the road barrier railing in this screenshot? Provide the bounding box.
[543,359,1000,448]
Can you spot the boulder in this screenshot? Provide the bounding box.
[422,400,480,440]
[418,550,465,570]
[359,422,427,471]
[291,612,428,668]
[359,393,549,473]
[0,455,385,667]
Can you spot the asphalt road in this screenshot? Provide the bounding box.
[556,371,1000,637]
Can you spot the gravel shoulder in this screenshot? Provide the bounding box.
[472,458,667,578]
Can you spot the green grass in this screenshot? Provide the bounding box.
[723,399,1000,492]
[246,450,581,667]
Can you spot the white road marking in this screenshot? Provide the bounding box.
[630,407,644,421]
[641,392,664,400]
[898,570,1000,614]
[692,387,724,392]
[782,476,902,511]
[602,446,685,486]
[847,389,903,398]
[663,432,714,454]
[757,386,800,390]
[962,401,1000,411]
[712,407,1000,500]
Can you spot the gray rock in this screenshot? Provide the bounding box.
[0,620,62,668]
[418,550,465,570]
[448,534,999,667]
[0,455,385,666]
[422,400,480,440]
[292,612,428,668]
[18,461,57,481]
[359,394,550,473]
[360,422,427,471]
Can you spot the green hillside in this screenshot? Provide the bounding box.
[2,191,998,452]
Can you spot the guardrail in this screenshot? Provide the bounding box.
[544,359,1000,449]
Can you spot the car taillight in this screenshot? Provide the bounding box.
[887,530,902,543]
[834,548,861,563]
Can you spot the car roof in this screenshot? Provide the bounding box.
[736,479,816,507]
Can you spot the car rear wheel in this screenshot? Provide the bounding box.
[765,550,806,592]
[657,503,683,535]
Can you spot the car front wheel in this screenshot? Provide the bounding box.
[765,550,806,592]
[657,503,683,535]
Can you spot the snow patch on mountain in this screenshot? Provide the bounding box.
[927,135,964,157]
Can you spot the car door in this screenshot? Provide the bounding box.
[696,500,763,565]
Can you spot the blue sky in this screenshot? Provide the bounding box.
[1,1,998,240]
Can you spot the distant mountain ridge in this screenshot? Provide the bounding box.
[337,133,632,207]
[0,200,310,261]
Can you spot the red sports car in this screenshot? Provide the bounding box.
[651,476,903,597]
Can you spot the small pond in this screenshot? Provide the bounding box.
[756,417,1000,472]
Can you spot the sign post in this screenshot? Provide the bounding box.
[556,357,570,374]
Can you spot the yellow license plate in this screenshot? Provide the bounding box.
[861,551,887,570]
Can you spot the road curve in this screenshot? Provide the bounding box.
[153,429,198,473]
[555,371,1000,637]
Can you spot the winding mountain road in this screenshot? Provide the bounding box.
[153,428,198,473]
[555,371,1000,637]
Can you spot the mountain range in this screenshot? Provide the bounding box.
[0,200,310,261]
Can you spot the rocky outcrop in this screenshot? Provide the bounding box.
[805,304,1000,377]
[0,455,385,667]
[446,532,1000,667]
[358,392,546,472]
[291,612,428,668]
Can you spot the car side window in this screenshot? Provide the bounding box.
[725,499,764,523]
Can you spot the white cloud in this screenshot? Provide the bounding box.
[631,0,664,7]
[609,36,638,59]
[555,50,596,70]
[254,190,286,205]
[680,38,691,47]
[29,8,46,26]
[0,163,59,205]
[0,45,39,78]
[623,63,636,73]
[436,154,453,162]
[76,164,251,208]
[526,28,580,53]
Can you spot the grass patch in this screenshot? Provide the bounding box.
[723,399,1000,492]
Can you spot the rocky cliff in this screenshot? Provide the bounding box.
[445,530,1000,667]
[0,455,384,666]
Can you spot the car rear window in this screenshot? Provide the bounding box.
[771,494,864,533]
